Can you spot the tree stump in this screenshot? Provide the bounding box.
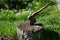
[17,21,43,40]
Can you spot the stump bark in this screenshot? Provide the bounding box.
[17,21,43,40]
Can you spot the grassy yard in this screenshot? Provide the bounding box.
[0,0,60,40]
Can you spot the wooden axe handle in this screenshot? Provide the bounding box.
[27,1,52,25]
[28,1,52,19]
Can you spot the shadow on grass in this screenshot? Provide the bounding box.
[33,29,60,40]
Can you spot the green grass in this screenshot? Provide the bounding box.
[0,20,25,40]
[34,5,60,40]
[0,0,60,40]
